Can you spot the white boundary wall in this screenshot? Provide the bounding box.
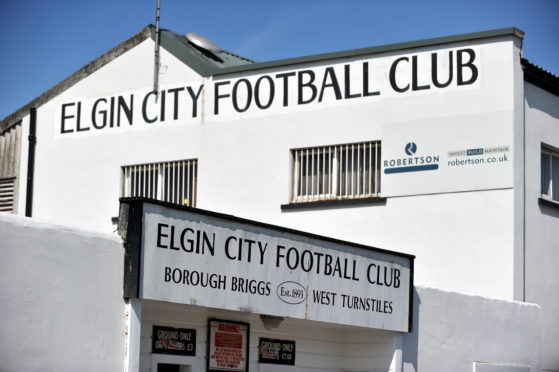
[0,213,543,372]
[0,213,126,372]
[402,286,542,372]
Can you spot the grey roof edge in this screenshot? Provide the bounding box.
[213,27,525,76]
[522,58,559,97]
[1,25,153,134]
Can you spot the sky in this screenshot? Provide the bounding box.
[0,0,558,120]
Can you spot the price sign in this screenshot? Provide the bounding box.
[258,338,295,366]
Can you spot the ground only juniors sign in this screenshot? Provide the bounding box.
[120,199,414,332]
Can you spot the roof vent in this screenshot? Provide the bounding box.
[185,32,222,54]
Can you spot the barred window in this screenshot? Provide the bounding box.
[291,141,380,203]
[542,147,559,202]
[122,159,197,206]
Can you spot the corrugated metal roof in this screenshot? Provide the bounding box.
[212,27,525,76]
[522,58,559,96]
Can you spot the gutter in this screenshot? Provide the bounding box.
[25,108,36,217]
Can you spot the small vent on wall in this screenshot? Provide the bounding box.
[0,177,15,212]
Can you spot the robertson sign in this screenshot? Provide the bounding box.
[120,199,414,332]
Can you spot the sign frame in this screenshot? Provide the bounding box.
[258,337,296,366]
[151,325,196,356]
[119,198,415,332]
[207,318,250,372]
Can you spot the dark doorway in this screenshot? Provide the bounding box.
[157,363,180,372]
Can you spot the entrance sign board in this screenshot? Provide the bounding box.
[208,319,249,372]
[120,199,414,332]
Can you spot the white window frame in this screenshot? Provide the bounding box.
[122,159,197,207]
[541,146,559,203]
[291,141,381,203]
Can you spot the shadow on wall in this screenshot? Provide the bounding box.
[539,201,559,218]
[401,287,420,371]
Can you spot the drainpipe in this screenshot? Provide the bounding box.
[25,107,36,217]
[153,0,161,94]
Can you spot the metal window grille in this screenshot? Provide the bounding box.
[541,148,559,202]
[0,177,16,212]
[122,159,197,206]
[292,141,380,203]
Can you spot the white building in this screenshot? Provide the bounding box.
[0,25,557,372]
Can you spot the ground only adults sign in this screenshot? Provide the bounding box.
[119,198,414,332]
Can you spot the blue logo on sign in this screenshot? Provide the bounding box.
[383,142,440,174]
[405,142,417,156]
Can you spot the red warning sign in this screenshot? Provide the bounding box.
[208,319,249,372]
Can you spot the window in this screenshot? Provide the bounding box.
[541,147,559,202]
[291,141,380,203]
[122,159,197,206]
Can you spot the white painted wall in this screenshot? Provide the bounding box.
[31,38,203,232]
[524,82,559,372]
[0,213,126,372]
[402,286,542,372]
[24,35,519,302]
[0,212,543,372]
[138,285,543,372]
[139,300,399,372]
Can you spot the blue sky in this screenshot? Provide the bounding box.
[1,0,557,120]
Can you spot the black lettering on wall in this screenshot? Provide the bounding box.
[362,62,380,97]
[389,57,410,93]
[298,70,317,104]
[76,102,89,132]
[214,81,231,115]
[159,90,166,122]
[412,55,430,91]
[431,51,453,88]
[457,48,478,86]
[276,72,295,107]
[117,95,134,125]
[109,97,115,127]
[92,98,107,129]
[255,75,275,109]
[318,67,342,102]
[187,85,204,118]
[232,79,253,113]
[344,64,361,99]
[142,91,158,123]
[61,102,76,134]
[168,87,184,120]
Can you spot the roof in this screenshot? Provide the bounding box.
[3,25,557,134]
[155,28,254,76]
[1,26,151,133]
[522,58,559,96]
[214,27,525,76]
[0,25,254,133]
